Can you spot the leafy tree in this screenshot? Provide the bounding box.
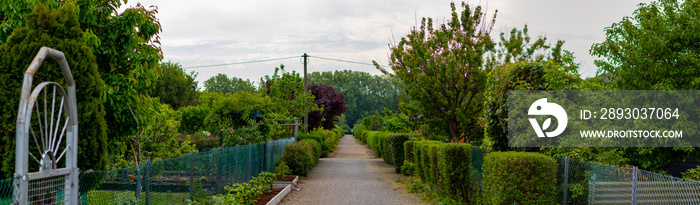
[1,0,165,160]
[482,25,580,151]
[152,61,199,109]
[590,0,700,90]
[204,73,255,93]
[307,84,347,130]
[308,70,402,128]
[261,65,319,120]
[0,4,108,177]
[589,0,700,171]
[374,2,496,141]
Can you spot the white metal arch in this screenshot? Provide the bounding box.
[14,46,79,205]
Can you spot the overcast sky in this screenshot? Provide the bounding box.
[121,0,652,87]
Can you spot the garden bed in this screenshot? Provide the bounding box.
[256,184,292,205]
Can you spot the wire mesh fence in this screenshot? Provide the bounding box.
[0,137,294,205]
[554,157,700,204]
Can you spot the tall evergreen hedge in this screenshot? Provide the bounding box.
[0,4,108,177]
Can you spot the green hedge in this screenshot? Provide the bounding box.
[299,139,321,163]
[404,140,414,164]
[281,141,315,176]
[388,134,410,173]
[297,133,329,157]
[483,152,557,205]
[437,143,472,203]
[413,140,441,182]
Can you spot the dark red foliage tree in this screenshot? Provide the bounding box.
[308,84,347,130]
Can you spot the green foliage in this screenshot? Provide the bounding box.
[177,106,212,134]
[261,65,319,120]
[437,143,472,203]
[274,160,292,181]
[401,161,416,176]
[0,0,165,167]
[307,70,403,128]
[483,61,581,152]
[682,165,700,181]
[0,3,109,177]
[589,0,700,171]
[133,97,195,161]
[210,172,275,205]
[412,140,442,182]
[203,73,255,94]
[152,61,199,109]
[483,152,557,205]
[375,2,495,141]
[281,141,315,176]
[310,128,344,156]
[591,0,700,90]
[388,134,410,173]
[403,141,415,164]
[300,139,322,163]
[219,118,263,147]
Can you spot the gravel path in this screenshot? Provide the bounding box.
[278,135,428,205]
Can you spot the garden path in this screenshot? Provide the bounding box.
[278,135,427,205]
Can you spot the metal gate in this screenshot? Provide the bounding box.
[14,47,79,205]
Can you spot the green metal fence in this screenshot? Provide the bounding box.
[0,137,294,205]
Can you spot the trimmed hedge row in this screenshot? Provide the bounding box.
[483,152,557,204]
[354,129,557,204]
[282,128,344,177]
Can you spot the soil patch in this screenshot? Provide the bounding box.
[280,175,296,181]
[255,187,284,205]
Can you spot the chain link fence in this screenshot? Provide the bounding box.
[555,157,700,204]
[0,137,294,204]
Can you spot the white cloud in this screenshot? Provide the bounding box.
[122,0,651,87]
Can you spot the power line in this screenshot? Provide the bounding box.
[182,56,299,69]
[180,54,391,69]
[309,55,389,68]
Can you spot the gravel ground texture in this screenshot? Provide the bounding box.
[278,135,429,205]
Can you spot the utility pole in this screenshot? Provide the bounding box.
[303,53,309,133]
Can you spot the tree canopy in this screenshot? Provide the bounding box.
[375,2,496,141]
[204,73,256,94]
[152,61,199,110]
[308,70,401,128]
[0,3,108,177]
[307,84,347,130]
[590,0,700,90]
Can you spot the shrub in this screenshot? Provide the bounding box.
[401,160,416,176]
[426,143,441,187]
[483,152,557,205]
[177,105,211,134]
[274,160,292,181]
[212,172,276,205]
[298,133,328,157]
[404,141,415,164]
[379,132,393,164]
[388,134,410,173]
[437,143,472,203]
[300,139,321,162]
[281,141,315,176]
[365,131,382,156]
[413,140,441,183]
